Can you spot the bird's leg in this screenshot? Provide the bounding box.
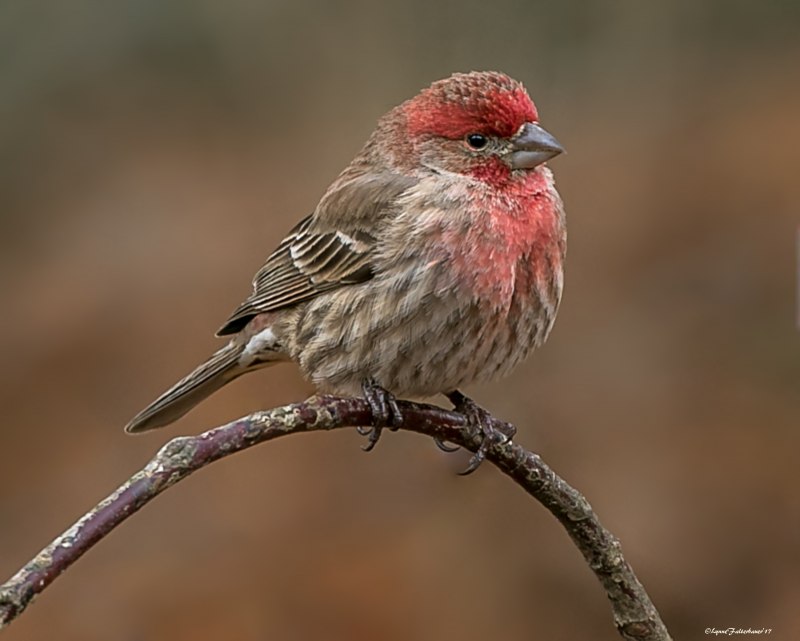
[445,390,516,475]
[358,378,403,452]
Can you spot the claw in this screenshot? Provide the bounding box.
[434,437,460,453]
[459,448,487,476]
[359,379,402,451]
[444,390,515,475]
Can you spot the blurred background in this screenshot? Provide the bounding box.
[1,1,798,639]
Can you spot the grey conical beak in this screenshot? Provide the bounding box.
[509,122,564,170]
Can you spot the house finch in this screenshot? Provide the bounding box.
[126,71,566,472]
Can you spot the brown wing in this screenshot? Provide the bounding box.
[217,171,415,336]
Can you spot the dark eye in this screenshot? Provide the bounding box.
[465,133,488,150]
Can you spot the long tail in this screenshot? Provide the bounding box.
[125,342,252,433]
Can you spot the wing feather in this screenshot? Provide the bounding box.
[217,172,416,336]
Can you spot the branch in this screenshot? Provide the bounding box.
[0,396,671,640]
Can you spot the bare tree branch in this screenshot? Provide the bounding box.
[0,396,671,640]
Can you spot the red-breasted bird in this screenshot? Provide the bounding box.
[125,71,566,471]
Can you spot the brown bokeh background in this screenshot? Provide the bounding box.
[1,2,798,640]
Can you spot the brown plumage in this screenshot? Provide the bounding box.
[125,71,565,434]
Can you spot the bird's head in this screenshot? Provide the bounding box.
[379,71,563,186]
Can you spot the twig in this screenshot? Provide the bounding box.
[0,395,671,640]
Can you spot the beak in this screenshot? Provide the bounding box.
[509,122,564,170]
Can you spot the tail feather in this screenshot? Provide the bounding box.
[126,342,246,433]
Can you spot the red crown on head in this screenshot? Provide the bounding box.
[404,71,538,140]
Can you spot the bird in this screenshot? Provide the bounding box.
[125,71,566,472]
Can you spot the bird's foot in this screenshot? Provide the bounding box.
[444,390,516,475]
[357,379,402,452]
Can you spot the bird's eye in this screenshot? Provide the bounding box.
[465,133,489,150]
